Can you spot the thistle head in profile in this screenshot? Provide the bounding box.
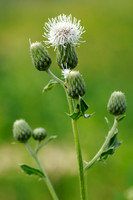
[43,14,85,49]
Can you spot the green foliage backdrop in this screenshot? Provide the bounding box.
[0,0,133,199]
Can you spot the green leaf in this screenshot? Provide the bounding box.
[116,115,126,122]
[79,98,88,115]
[67,112,82,120]
[107,133,121,149]
[100,133,121,161]
[42,80,57,92]
[67,98,92,120]
[20,164,45,178]
[100,148,115,160]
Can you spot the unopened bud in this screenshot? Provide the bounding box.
[57,44,78,69]
[30,41,52,71]
[13,119,32,143]
[66,70,86,99]
[107,91,126,116]
[32,128,47,141]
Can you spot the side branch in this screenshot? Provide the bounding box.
[84,117,118,171]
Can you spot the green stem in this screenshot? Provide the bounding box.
[46,69,64,85]
[35,136,57,154]
[25,142,59,200]
[35,141,41,153]
[66,92,86,200]
[45,69,86,199]
[72,119,86,200]
[84,117,118,171]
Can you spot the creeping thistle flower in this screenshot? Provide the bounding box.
[66,70,86,99]
[43,14,85,69]
[13,119,32,143]
[43,14,85,49]
[107,91,126,116]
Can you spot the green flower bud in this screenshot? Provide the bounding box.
[107,91,126,116]
[30,41,52,71]
[56,44,78,69]
[66,70,86,99]
[32,128,47,141]
[13,119,32,143]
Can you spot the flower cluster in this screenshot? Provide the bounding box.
[30,14,86,98]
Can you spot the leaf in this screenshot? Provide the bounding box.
[107,133,121,149]
[42,80,57,92]
[79,98,88,115]
[100,148,115,160]
[84,114,91,119]
[100,133,121,161]
[84,113,94,119]
[67,111,82,120]
[116,115,126,122]
[67,97,91,120]
[67,98,93,120]
[20,164,45,178]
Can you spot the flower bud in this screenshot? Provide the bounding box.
[13,119,32,143]
[56,44,78,69]
[30,41,52,71]
[107,91,126,116]
[66,70,86,99]
[32,128,47,141]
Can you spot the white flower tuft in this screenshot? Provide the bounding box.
[62,69,71,79]
[43,14,85,49]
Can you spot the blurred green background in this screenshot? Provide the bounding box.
[0,0,133,199]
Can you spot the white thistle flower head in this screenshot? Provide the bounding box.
[43,14,85,49]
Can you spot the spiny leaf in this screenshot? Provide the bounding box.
[42,80,57,92]
[84,114,91,119]
[116,115,126,122]
[100,148,115,160]
[67,98,91,120]
[67,112,82,120]
[107,133,121,149]
[20,164,45,178]
[79,98,88,115]
[100,133,121,161]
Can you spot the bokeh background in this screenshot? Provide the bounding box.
[0,0,133,199]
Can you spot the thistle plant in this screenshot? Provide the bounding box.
[13,14,127,200]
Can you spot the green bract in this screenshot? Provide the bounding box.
[107,91,126,116]
[32,128,47,141]
[30,42,52,71]
[66,70,86,99]
[13,119,32,143]
[57,44,78,69]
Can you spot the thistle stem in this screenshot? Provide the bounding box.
[46,69,64,85]
[66,93,86,200]
[72,119,86,200]
[46,70,86,199]
[25,142,59,200]
[35,141,41,153]
[35,136,57,154]
[84,117,118,171]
